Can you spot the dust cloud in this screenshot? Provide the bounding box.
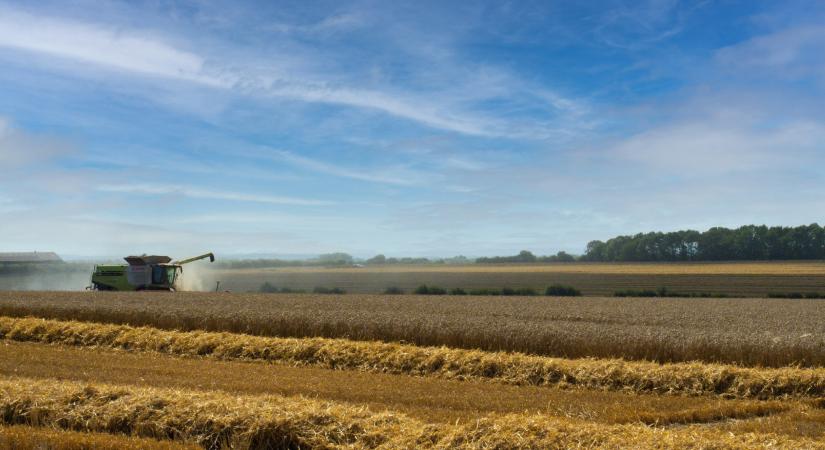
[0,266,93,291]
[176,260,220,292]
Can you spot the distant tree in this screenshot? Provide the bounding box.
[582,224,825,262]
[366,254,387,265]
[317,253,353,265]
[477,250,538,264]
[554,251,575,262]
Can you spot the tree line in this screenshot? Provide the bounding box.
[476,250,576,264]
[583,224,825,262]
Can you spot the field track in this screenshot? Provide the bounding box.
[2,291,824,366]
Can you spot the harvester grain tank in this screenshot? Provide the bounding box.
[88,252,214,291]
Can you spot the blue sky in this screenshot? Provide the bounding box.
[1,0,824,258]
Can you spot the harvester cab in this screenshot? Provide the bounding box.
[89,252,215,291]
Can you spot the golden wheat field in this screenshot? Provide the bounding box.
[207,261,825,296]
[2,290,825,448]
[2,291,824,366]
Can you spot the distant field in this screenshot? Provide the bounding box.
[3,261,825,296]
[3,291,825,366]
[206,261,825,296]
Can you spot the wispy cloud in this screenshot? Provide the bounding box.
[0,5,588,139]
[268,13,365,35]
[609,120,825,175]
[590,0,689,50]
[716,24,825,80]
[97,184,332,206]
[265,149,429,186]
[0,7,222,86]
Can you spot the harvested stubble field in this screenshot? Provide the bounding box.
[0,341,793,427]
[2,374,825,449]
[209,261,825,296]
[0,424,199,450]
[2,291,824,367]
[3,290,825,448]
[3,316,825,400]
[0,318,825,449]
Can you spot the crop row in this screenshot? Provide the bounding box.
[0,376,821,449]
[3,316,825,399]
[2,291,824,367]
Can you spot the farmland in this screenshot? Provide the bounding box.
[1,290,825,448]
[207,261,825,296]
[2,291,824,366]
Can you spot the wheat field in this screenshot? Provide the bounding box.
[207,261,825,296]
[2,290,825,448]
[2,291,824,366]
[0,341,795,427]
[1,376,823,449]
[3,316,825,399]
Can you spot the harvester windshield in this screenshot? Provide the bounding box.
[151,266,176,285]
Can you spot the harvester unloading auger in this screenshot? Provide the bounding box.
[88,252,215,291]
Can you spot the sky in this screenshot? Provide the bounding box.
[1,0,824,258]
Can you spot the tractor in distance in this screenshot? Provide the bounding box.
[88,252,215,291]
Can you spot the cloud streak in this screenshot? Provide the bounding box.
[265,149,429,186]
[609,120,825,175]
[97,184,332,206]
[0,5,585,139]
[716,25,825,71]
[0,7,222,86]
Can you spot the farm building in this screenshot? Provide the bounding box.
[0,252,63,264]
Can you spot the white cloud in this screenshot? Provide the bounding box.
[609,120,825,175]
[0,5,588,139]
[267,149,429,185]
[0,7,224,86]
[268,13,365,35]
[96,184,332,206]
[716,25,825,78]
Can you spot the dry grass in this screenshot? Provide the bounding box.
[0,341,792,427]
[3,316,825,400]
[0,375,822,449]
[2,291,825,366]
[208,261,825,296]
[0,424,198,449]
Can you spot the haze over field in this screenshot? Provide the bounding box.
[1,1,824,257]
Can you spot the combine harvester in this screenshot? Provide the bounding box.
[88,252,214,291]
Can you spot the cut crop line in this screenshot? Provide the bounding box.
[1,316,824,400]
[0,375,821,449]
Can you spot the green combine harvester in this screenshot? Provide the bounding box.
[88,252,215,291]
